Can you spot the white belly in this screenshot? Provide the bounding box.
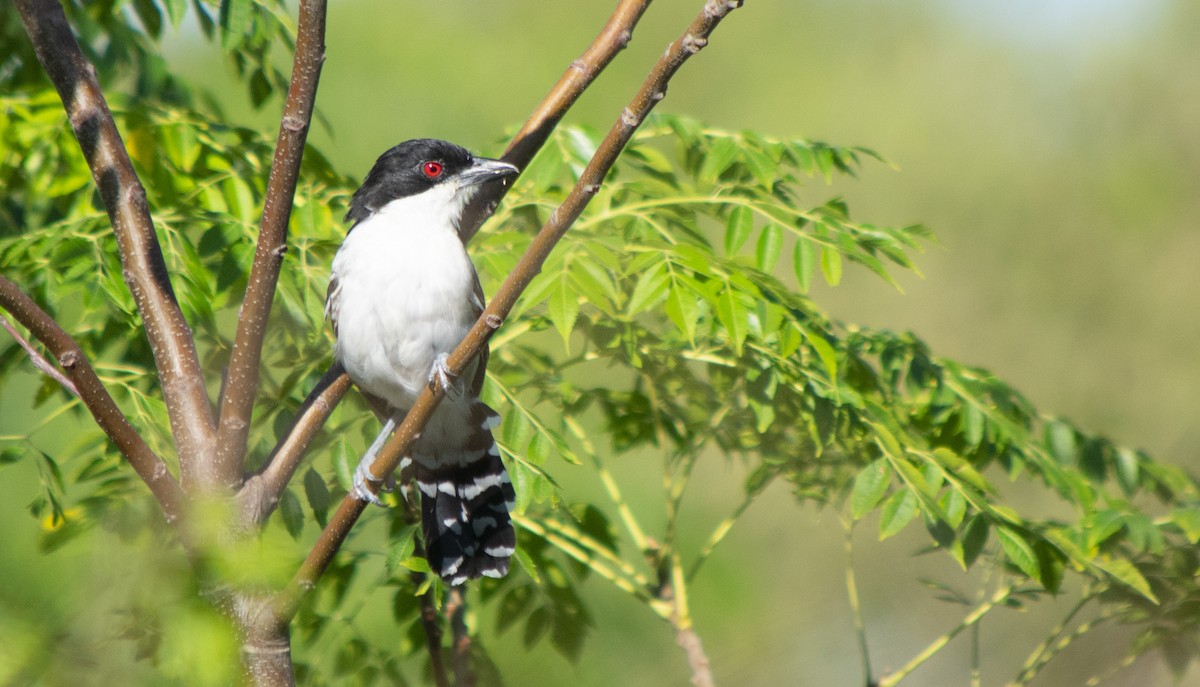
[330,198,477,411]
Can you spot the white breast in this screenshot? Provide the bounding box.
[330,187,478,410]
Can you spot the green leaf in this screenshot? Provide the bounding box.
[278,489,304,539]
[1046,421,1078,465]
[820,245,842,286]
[850,459,891,519]
[219,0,253,49]
[715,284,747,354]
[548,278,579,350]
[397,556,432,574]
[163,0,189,27]
[793,239,815,292]
[1095,558,1158,603]
[939,488,967,528]
[1114,447,1140,494]
[303,468,330,527]
[743,147,778,188]
[0,447,23,468]
[957,515,990,569]
[800,326,839,383]
[1171,507,1200,544]
[132,0,163,38]
[1084,509,1126,550]
[755,224,783,271]
[1034,540,1065,593]
[332,439,355,491]
[626,262,668,315]
[878,489,918,540]
[663,278,699,342]
[963,404,984,448]
[513,545,542,585]
[996,526,1039,581]
[385,528,418,576]
[699,137,739,184]
[724,206,753,255]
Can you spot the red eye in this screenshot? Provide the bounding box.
[422,161,444,178]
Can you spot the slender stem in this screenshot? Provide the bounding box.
[685,464,772,582]
[15,0,216,485]
[669,552,715,687]
[564,415,651,553]
[446,588,475,687]
[0,276,184,521]
[1082,648,1138,687]
[280,0,745,620]
[877,583,1018,687]
[417,578,449,687]
[843,522,873,687]
[1,314,78,396]
[218,0,328,488]
[536,515,652,587]
[1011,597,1114,687]
[516,516,668,616]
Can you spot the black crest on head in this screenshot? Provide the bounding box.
[346,138,474,224]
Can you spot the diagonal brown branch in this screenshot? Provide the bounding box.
[458,0,655,243]
[279,0,744,621]
[236,363,350,526]
[0,276,185,521]
[14,0,216,488]
[217,0,329,489]
[246,0,654,522]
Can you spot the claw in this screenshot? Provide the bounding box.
[352,462,387,506]
[351,416,397,507]
[429,353,456,393]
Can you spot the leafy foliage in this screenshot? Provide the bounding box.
[2,2,1199,685]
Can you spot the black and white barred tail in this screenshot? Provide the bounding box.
[415,417,516,585]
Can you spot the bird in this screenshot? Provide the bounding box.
[325,138,519,585]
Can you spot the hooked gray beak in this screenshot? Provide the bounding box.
[459,158,520,186]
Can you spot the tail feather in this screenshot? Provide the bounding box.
[417,444,515,585]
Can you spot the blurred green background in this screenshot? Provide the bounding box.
[2,0,1198,684]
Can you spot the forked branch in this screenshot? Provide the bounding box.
[218,0,329,490]
[14,0,215,487]
[237,364,351,526]
[280,0,744,620]
[0,276,185,521]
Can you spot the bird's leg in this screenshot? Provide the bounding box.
[352,415,397,506]
[428,352,457,394]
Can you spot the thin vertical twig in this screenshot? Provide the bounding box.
[669,552,715,687]
[218,0,329,487]
[446,588,474,687]
[843,522,874,687]
[417,576,449,687]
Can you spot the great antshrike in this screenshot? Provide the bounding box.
[326,139,518,584]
